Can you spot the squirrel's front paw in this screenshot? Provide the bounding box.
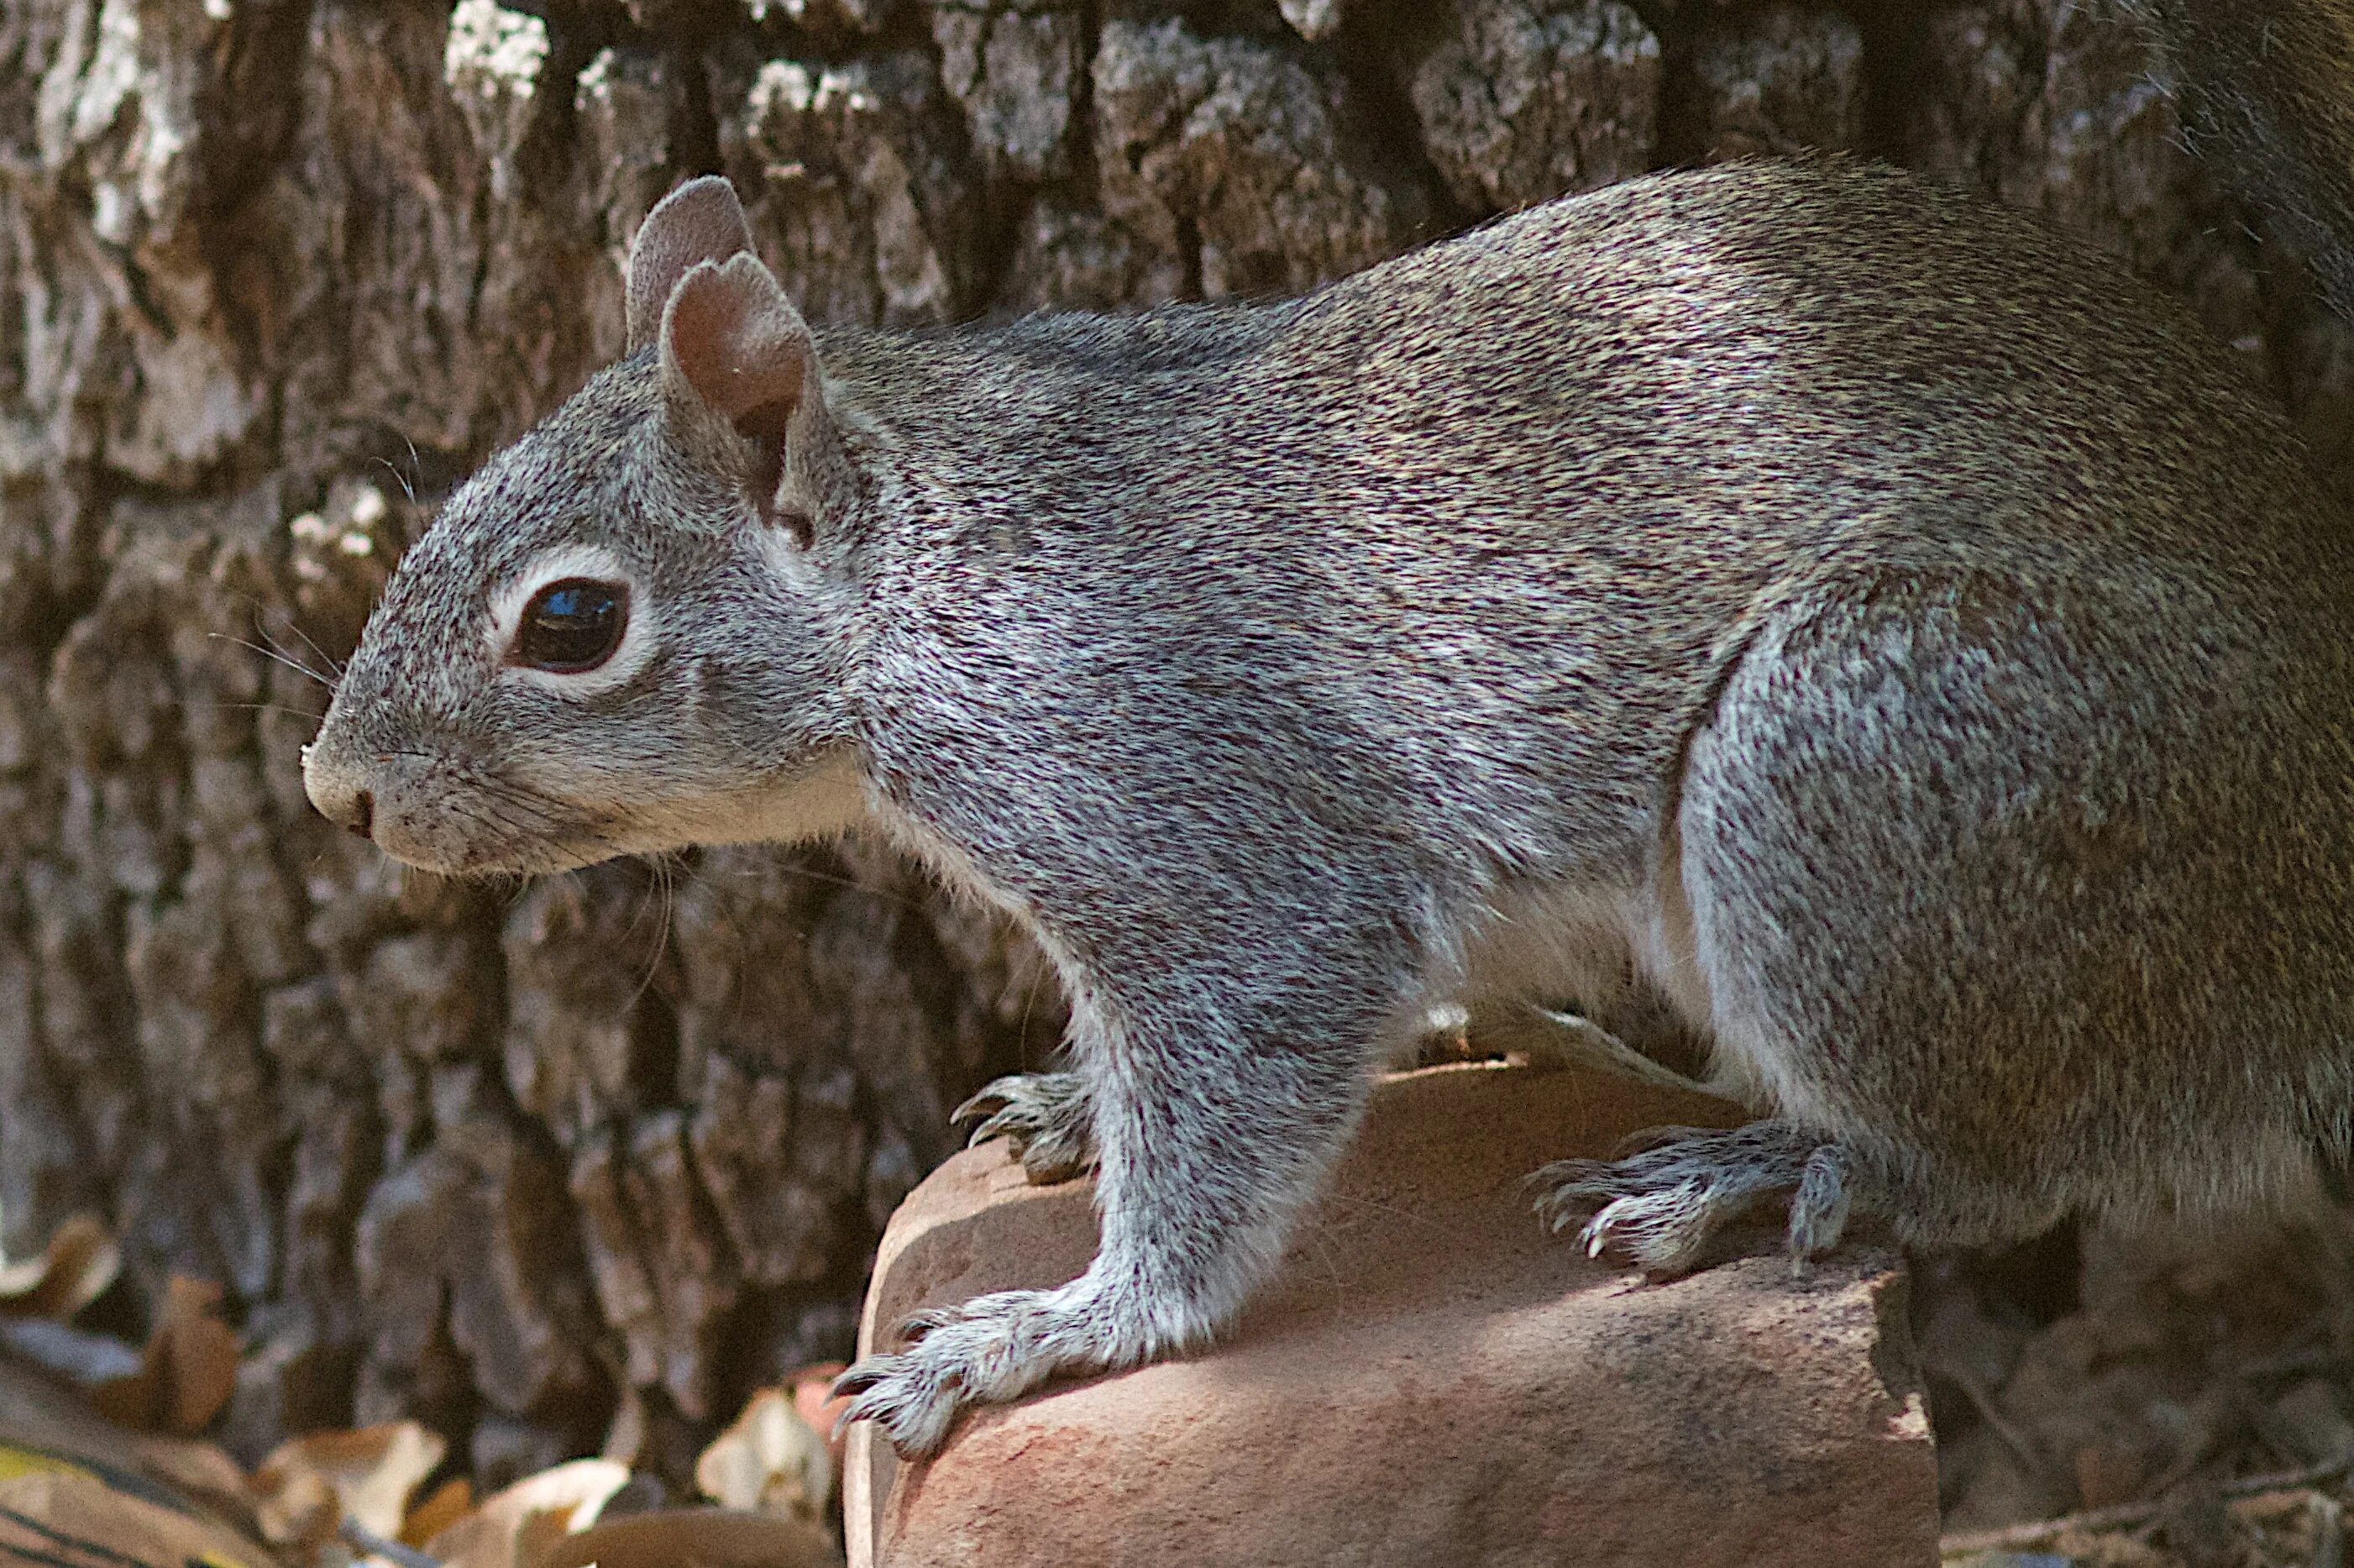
[831,1285,1122,1457]
[952,1071,1097,1184]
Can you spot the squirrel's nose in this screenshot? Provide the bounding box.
[301,740,378,841]
[308,776,376,840]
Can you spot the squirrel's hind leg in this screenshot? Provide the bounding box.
[1534,1123,1857,1273]
[955,1069,1098,1183]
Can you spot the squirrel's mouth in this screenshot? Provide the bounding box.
[306,737,869,875]
[359,758,870,876]
[362,795,628,878]
[304,739,630,878]
[369,818,630,879]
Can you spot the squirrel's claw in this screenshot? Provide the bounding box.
[831,1286,1115,1458]
[949,1075,1023,1131]
[1531,1121,1854,1275]
[952,1071,1098,1184]
[895,1306,957,1344]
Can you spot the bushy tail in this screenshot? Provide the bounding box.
[2130,0,2354,320]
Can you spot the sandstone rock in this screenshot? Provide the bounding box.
[845,1062,1937,1568]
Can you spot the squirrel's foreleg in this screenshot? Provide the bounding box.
[836,960,1402,1456]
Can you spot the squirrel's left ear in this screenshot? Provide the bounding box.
[627,176,755,354]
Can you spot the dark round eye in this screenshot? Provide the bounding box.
[514,578,628,673]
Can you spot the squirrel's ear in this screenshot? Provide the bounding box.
[627,176,755,354]
[660,252,814,435]
[660,253,831,538]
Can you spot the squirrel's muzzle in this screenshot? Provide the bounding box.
[300,738,377,840]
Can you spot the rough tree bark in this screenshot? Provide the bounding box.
[0,0,2344,1486]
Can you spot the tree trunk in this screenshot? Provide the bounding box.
[0,0,2342,1485]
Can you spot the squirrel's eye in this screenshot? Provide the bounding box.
[514,578,628,673]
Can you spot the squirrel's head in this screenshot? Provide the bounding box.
[302,176,868,876]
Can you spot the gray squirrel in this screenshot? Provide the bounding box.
[303,4,2354,1459]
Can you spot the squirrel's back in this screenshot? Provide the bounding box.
[838,159,2354,980]
[844,160,2337,584]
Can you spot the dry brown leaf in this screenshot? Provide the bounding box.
[249,1422,447,1550]
[695,1389,832,1523]
[0,1347,251,1523]
[0,1463,280,1568]
[92,1276,240,1435]
[401,1477,474,1548]
[786,1365,850,1469]
[422,1458,630,1568]
[537,1508,842,1568]
[0,1216,120,1322]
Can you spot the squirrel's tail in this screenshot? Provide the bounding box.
[2129,0,2354,320]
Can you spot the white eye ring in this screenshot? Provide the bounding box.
[490,544,655,698]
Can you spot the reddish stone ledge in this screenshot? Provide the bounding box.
[846,1060,1937,1568]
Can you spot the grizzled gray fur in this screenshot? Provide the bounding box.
[307,122,2354,1454]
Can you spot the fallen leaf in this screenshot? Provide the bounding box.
[786,1365,850,1470]
[0,1217,120,1322]
[92,1430,255,1526]
[423,1458,629,1568]
[401,1477,474,1548]
[92,1276,240,1435]
[0,1350,250,1523]
[0,1463,280,1568]
[537,1508,841,1568]
[249,1423,446,1550]
[695,1389,832,1523]
[0,1319,144,1386]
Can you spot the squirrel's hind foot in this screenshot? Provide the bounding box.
[1533,1121,1854,1274]
[954,1070,1098,1184]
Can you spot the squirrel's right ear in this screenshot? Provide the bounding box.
[659,251,831,540]
[660,254,815,434]
[627,176,756,354]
